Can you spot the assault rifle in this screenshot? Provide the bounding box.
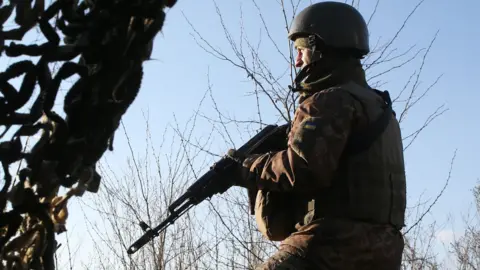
[127,123,289,255]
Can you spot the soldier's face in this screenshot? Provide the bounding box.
[295,47,312,68]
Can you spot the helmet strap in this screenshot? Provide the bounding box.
[308,35,318,53]
[306,34,327,64]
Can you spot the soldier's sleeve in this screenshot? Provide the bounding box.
[244,88,358,193]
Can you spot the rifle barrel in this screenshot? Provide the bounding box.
[127,197,195,254]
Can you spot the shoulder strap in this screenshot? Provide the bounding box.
[344,89,394,155]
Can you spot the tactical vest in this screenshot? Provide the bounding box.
[253,81,407,242]
[304,81,407,229]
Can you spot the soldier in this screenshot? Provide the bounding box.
[229,1,407,269]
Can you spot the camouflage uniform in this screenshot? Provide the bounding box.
[255,219,403,270]
[233,2,406,269]
[241,63,405,269]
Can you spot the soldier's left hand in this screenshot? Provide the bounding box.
[226,149,259,188]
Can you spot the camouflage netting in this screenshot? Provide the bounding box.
[0,0,176,269]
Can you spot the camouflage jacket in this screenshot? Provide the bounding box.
[244,63,371,194]
[243,64,405,269]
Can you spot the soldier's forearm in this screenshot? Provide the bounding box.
[246,149,316,193]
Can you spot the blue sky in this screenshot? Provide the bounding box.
[1,0,479,268]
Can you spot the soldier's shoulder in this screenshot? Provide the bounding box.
[301,85,360,111]
[298,85,369,129]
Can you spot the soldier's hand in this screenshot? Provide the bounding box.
[226,149,245,164]
[226,149,259,188]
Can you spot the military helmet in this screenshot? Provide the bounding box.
[288,1,370,56]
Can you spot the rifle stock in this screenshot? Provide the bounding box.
[127,123,289,255]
